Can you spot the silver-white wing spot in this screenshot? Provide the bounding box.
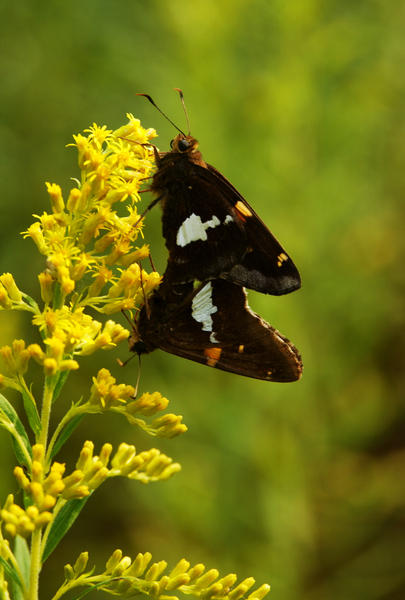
[192,282,218,340]
[224,215,233,224]
[177,213,221,247]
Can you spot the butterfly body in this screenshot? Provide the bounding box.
[130,276,303,383]
[150,134,301,296]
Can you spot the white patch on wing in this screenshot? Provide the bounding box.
[191,282,218,341]
[176,213,221,247]
[224,215,233,224]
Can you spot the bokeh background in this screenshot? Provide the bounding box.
[1,1,405,599]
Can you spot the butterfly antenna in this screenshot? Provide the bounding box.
[136,93,186,136]
[117,352,136,367]
[174,88,191,135]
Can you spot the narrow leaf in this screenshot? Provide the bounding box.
[52,369,71,404]
[50,414,85,460]
[20,387,41,436]
[0,393,32,467]
[21,294,38,311]
[0,555,24,592]
[14,537,30,587]
[42,496,91,562]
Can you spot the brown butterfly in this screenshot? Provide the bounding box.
[137,91,301,296]
[130,273,303,383]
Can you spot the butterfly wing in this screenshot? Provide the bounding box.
[137,279,302,382]
[205,164,301,295]
[161,169,248,282]
[158,155,300,295]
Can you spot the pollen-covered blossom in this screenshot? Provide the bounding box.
[29,307,130,370]
[21,114,159,313]
[89,368,135,408]
[0,340,32,375]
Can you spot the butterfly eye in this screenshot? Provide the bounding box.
[178,139,190,152]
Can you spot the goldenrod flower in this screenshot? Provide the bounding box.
[1,503,53,538]
[0,274,23,303]
[38,271,54,303]
[89,369,134,407]
[45,182,65,213]
[0,340,31,375]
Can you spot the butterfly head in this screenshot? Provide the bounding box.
[170,134,199,154]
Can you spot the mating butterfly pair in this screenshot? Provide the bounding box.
[130,93,303,382]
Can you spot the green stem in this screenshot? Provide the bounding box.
[45,403,87,468]
[37,380,54,449]
[39,498,67,560]
[27,530,42,600]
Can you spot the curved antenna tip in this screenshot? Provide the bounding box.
[173,89,190,135]
[137,92,186,136]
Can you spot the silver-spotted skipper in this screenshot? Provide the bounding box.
[138,91,301,296]
[130,274,303,383]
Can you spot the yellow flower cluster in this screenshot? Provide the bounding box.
[89,368,135,407]
[23,116,159,309]
[62,550,271,599]
[1,496,52,539]
[1,439,182,539]
[76,440,181,485]
[0,116,162,377]
[75,369,187,438]
[109,442,181,483]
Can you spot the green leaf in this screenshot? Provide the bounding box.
[52,369,71,404]
[13,537,30,593]
[0,393,32,467]
[0,555,25,594]
[42,496,91,563]
[50,414,85,460]
[20,387,41,436]
[21,294,39,311]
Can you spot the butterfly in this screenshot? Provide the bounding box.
[130,273,303,382]
[138,92,301,296]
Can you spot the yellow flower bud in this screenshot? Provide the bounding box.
[33,511,53,529]
[64,564,75,581]
[59,359,79,371]
[24,222,48,255]
[0,346,15,372]
[43,358,58,376]
[14,467,30,491]
[0,274,22,302]
[66,188,81,212]
[61,485,90,500]
[73,552,89,575]
[112,556,132,577]
[46,182,65,213]
[106,549,123,574]
[38,272,54,303]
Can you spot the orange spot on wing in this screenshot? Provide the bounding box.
[204,347,222,367]
[234,201,252,222]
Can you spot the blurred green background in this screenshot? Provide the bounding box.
[1,0,405,598]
